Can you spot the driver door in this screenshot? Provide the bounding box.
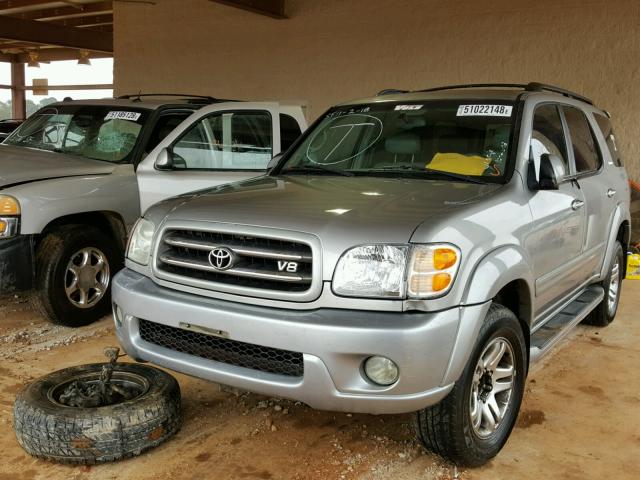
[136,102,281,213]
[525,103,587,324]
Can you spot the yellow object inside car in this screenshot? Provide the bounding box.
[427,153,491,176]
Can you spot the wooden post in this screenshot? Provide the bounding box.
[10,61,26,120]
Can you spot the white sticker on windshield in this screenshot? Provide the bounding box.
[457,105,513,117]
[395,104,423,111]
[105,111,142,121]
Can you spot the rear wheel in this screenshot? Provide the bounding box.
[415,304,527,467]
[583,241,624,327]
[33,225,122,327]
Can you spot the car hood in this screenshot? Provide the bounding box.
[158,175,503,246]
[0,144,116,189]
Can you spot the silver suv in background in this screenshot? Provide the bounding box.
[112,83,630,465]
[0,95,306,326]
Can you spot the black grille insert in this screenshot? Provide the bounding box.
[157,229,313,293]
[138,319,304,377]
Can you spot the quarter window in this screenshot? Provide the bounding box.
[280,113,302,151]
[594,114,623,167]
[173,111,273,170]
[563,107,602,173]
[531,104,569,172]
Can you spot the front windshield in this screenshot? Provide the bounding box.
[4,105,148,163]
[278,100,516,182]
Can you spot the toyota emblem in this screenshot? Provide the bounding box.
[208,247,235,271]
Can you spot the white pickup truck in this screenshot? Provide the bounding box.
[0,95,307,326]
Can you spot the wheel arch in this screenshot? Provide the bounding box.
[441,246,534,385]
[601,205,631,279]
[38,211,127,253]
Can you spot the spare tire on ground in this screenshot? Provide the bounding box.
[14,361,181,464]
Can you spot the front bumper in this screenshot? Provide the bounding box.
[0,235,34,294]
[113,268,490,414]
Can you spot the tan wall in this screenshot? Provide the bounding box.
[114,0,640,179]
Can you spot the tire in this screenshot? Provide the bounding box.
[33,225,123,327]
[583,241,624,327]
[13,363,181,464]
[415,304,527,467]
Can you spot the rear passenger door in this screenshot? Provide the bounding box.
[136,102,281,213]
[562,106,610,279]
[526,103,587,321]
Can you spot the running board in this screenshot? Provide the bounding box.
[530,285,604,363]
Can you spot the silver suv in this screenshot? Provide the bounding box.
[112,83,630,465]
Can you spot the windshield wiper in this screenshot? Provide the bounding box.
[282,165,355,177]
[367,165,488,185]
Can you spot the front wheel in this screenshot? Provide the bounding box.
[415,304,527,467]
[33,225,122,327]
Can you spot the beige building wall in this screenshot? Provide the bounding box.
[114,0,640,179]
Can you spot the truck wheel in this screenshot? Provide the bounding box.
[33,225,122,327]
[14,363,181,464]
[583,241,624,327]
[415,304,527,467]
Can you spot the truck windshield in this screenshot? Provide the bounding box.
[279,100,516,182]
[4,105,148,163]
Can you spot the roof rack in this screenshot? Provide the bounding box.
[116,93,234,104]
[524,82,593,105]
[377,83,594,105]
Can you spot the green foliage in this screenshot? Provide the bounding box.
[0,97,61,120]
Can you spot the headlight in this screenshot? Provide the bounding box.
[126,218,155,265]
[333,245,409,298]
[332,243,460,299]
[0,195,20,239]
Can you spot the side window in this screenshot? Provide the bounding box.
[531,104,569,172]
[144,113,190,154]
[594,114,623,167]
[173,111,272,170]
[563,107,602,173]
[280,113,302,151]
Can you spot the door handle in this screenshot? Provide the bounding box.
[607,188,616,198]
[571,199,585,211]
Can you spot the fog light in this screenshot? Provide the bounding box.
[113,304,123,328]
[363,356,399,386]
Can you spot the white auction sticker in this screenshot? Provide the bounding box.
[457,105,513,117]
[105,111,142,121]
[395,104,423,111]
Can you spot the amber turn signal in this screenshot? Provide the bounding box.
[0,195,20,215]
[433,248,458,270]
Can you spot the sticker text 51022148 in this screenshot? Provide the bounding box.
[457,105,513,117]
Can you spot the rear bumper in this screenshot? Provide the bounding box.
[112,268,490,414]
[0,235,34,294]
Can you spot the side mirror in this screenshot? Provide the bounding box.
[266,153,283,172]
[154,147,174,170]
[536,153,565,190]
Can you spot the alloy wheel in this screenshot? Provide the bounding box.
[469,337,516,438]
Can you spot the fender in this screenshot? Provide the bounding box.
[600,203,631,279]
[440,245,534,385]
[463,245,535,316]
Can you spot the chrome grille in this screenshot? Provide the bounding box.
[156,229,313,293]
[138,319,304,377]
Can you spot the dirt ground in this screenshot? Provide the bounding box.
[0,283,638,480]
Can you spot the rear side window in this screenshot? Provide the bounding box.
[563,107,602,173]
[280,114,302,152]
[594,114,623,167]
[531,104,569,171]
